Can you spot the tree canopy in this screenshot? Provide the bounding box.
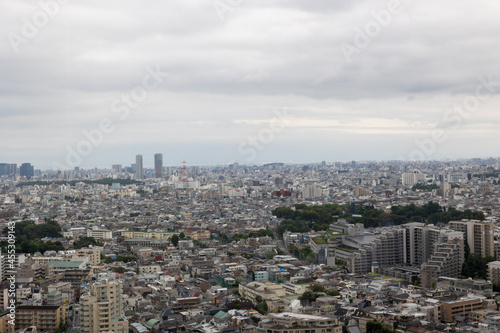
[273,202,484,233]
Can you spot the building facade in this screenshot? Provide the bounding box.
[80,279,128,333]
[154,153,163,178]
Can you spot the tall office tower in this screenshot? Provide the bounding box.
[20,163,34,179]
[135,155,143,179]
[80,279,128,333]
[0,163,8,176]
[154,153,163,178]
[449,220,495,257]
[7,163,17,175]
[112,164,122,173]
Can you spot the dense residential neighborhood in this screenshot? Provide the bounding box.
[2,158,500,332]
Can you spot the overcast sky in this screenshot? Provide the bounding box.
[1,0,500,169]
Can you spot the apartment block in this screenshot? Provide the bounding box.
[487,261,500,284]
[449,220,494,257]
[420,232,464,289]
[260,312,342,333]
[402,170,426,186]
[73,248,101,266]
[80,279,128,333]
[121,231,179,240]
[15,305,65,332]
[441,296,485,322]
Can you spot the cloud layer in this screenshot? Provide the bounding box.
[1,0,500,169]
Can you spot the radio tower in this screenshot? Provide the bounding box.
[181,160,189,182]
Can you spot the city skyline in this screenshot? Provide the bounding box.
[3,155,500,172]
[1,1,500,169]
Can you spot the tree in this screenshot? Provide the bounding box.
[327,290,340,297]
[171,234,179,247]
[179,232,186,240]
[299,290,322,304]
[366,321,392,333]
[256,299,268,315]
[310,285,326,293]
[73,236,100,249]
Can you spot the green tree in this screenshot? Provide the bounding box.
[179,232,186,240]
[366,321,393,333]
[256,299,268,315]
[73,236,100,249]
[171,234,180,247]
[299,290,322,303]
[310,285,326,293]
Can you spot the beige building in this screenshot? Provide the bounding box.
[441,296,484,322]
[449,220,494,257]
[0,312,15,333]
[239,281,287,304]
[74,248,101,266]
[488,261,500,284]
[87,227,112,240]
[15,305,66,332]
[121,231,179,240]
[185,229,211,240]
[80,279,128,333]
[260,312,341,333]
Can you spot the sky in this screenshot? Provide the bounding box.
[1,0,500,170]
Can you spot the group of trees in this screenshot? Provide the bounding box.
[411,183,439,191]
[1,219,65,254]
[461,242,496,279]
[255,296,268,315]
[299,285,341,304]
[366,321,393,333]
[73,236,101,249]
[288,244,316,262]
[170,232,186,247]
[274,202,485,233]
[218,229,274,243]
[5,218,62,240]
[102,255,137,264]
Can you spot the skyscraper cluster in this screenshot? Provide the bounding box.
[132,153,163,179]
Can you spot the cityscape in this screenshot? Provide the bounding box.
[2,1,500,333]
[1,157,500,333]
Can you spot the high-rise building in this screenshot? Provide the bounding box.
[0,163,17,176]
[154,153,163,178]
[7,164,17,175]
[449,220,495,257]
[0,164,8,176]
[420,231,464,288]
[135,155,143,179]
[20,163,34,179]
[439,181,451,197]
[112,164,122,173]
[80,279,128,333]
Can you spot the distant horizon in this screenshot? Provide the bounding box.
[2,155,500,172]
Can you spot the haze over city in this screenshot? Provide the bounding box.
[2,1,500,169]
